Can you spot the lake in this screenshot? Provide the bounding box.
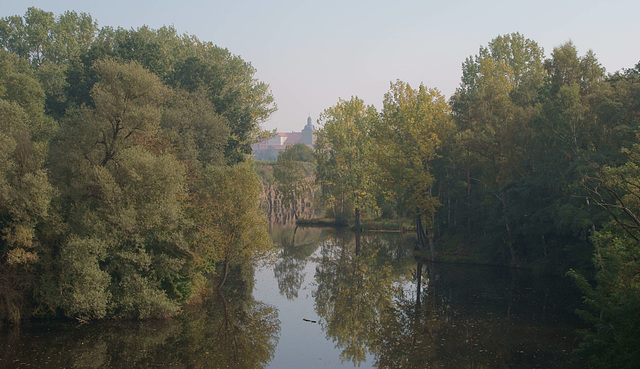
[0,226,585,368]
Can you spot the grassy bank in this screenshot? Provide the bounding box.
[359,218,415,232]
[295,218,348,227]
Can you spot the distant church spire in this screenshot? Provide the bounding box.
[302,115,314,146]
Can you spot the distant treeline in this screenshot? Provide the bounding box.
[0,8,275,322]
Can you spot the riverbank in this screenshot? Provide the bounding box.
[296,217,416,232]
[295,216,571,271]
[294,217,486,265]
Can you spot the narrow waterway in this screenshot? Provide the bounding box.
[0,226,585,368]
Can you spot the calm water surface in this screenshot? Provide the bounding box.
[0,226,585,368]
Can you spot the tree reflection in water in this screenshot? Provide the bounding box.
[312,230,583,369]
[0,262,280,369]
[2,230,584,368]
[181,262,281,368]
[271,225,324,299]
[314,230,407,365]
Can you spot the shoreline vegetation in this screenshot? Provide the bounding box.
[293,217,520,267]
[261,35,640,364]
[295,217,416,232]
[0,8,276,324]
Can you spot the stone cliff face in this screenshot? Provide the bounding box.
[260,183,316,225]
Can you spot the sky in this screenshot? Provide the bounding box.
[3,0,639,132]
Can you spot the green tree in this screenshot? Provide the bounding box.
[0,50,55,322]
[0,9,278,323]
[199,162,274,288]
[569,63,640,369]
[0,14,29,59]
[91,58,168,165]
[0,8,97,66]
[168,53,276,163]
[452,33,546,188]
[49,10,97,63]
[45,59,188,320]
[572,159,640,368]
[377,80,453,259]
[279,142,315,163]
[315,96,379,228]
[77,24,274,163]
[447,34,577,267]
[525,42,612,270]
[161,88,230,168]
[0,7,54,65]
[0,12,275,163]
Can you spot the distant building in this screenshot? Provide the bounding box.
[252,116,315,161]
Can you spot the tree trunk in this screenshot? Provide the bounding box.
[415,262,423,308]
[416,215,424,251]
[467,152,472,235]
[416,215,436,261]
[502,199,519,267]
[217,258,229,290]
[416,215,435,260]
[426,226,436,261]
[292,226,298,246]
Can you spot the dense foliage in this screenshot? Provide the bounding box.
[314,34,637,269]
[315,97,379,228]
[0,8,274,322]
[569,112,640,369]
[312,34,639,367]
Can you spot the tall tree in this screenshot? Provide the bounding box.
[315,96,379,229]
[377,80,453,259]
[569,61,640,369]
[45,59,188,320]
[70,24,275,163]
[1,11,275,162]
[199,162,274,288]
[0,50,55,322]
[448,33,546,265]
[0,7,97,66]
[572,148,640,369]
[168,52,276,163]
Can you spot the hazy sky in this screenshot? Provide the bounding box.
[4,1,639,132]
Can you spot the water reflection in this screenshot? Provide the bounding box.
[180,263,280,368]
[0,263,280,369]
[1,229,583,368]
[271,225,324,299]
[314,230,413,364]
[303,230,584,368]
